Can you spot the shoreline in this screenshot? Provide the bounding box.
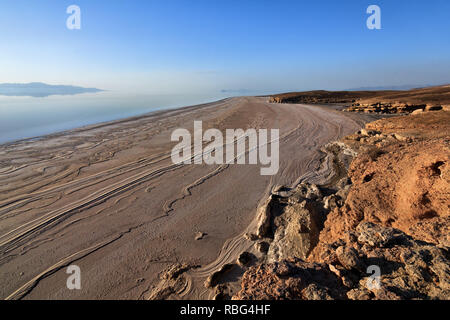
[0,97,232,147]
[0,97,379,299]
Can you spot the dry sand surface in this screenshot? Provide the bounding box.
[0,97,377,299]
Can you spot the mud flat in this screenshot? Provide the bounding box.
[0,97,377,299]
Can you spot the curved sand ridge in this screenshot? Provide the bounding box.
[0,97,372,299]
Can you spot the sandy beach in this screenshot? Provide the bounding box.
[0,97,379,299]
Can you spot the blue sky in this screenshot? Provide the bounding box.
[1,0,449,94]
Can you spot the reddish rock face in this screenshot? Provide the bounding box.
[311,112,449,264]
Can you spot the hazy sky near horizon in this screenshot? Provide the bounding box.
[1,0,449,94]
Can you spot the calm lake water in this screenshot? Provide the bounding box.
[0,92,230,144]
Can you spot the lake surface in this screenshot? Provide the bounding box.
[0,92,230,144]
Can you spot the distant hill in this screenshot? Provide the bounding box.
[0,82,103,97]
[269,84,450,105]
[269,84,450,113]
[345,84,439,91]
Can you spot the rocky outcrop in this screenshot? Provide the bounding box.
[266,183,325,262]
[344,102,430,114]
[234,221,449,300]
[235,110,450,300]
[344,102,448,114]
[311,112,450,261]
[265,182,351,263]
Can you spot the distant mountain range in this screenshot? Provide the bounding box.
[345,84,439,91]
[0,82,103,97]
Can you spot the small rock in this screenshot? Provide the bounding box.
[213,284,229,300]
[195,232,206,240]
[336,177,352,189]
[425,105,443,111]
[136,277,145,284]
[356,222,406,247]
[272,185,284,193]
[430,255,450,290]
[295,183,322,200]
[324,194,341,211]
[336,246,364,271]
[256,241,270,253]
[244,232,258,241]
[335,185,351,201]
[360,129,378,136]
[393,133,407,142]
[302,283,333,300]
[347,288,373,300]
[237,252,253,267]
[204,264,234,288]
